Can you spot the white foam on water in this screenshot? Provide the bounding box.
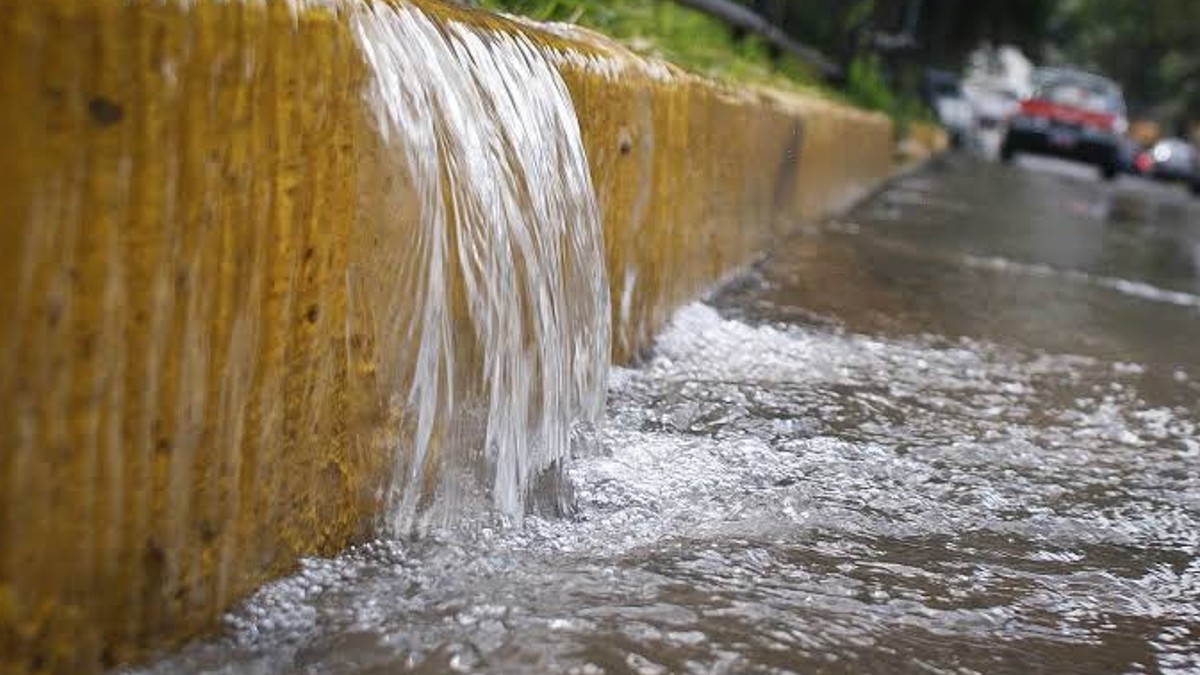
[124,300,1200,674]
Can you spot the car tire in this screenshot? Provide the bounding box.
[1190,181,1200,197]
[1099,161,1118,181]
[999,140,1015,163]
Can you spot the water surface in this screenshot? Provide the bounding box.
[133,155,1200,674]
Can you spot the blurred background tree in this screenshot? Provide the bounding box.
[765,0,1198,131]
[1050,0,1200,132]
[481,0,1199,133]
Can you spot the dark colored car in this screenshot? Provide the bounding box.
[1141,138,1199,180]
[1000,71,1128,180]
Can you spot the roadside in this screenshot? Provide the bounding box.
[479,0,934,139]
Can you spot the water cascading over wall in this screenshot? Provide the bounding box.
[350,4,610,532]
[0,1,893,671]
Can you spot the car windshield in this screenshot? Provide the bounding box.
[1035,77,1121,114]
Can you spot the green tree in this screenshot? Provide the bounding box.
[1052,0,1200,128]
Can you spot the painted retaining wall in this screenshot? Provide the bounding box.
[0,1,892,672]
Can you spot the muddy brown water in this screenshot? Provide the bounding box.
[129,154,1200,674]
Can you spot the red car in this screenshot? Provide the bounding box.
[1000,71,1127,180]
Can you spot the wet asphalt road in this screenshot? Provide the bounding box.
[132,153,1200,675]
[718,152,1200,407]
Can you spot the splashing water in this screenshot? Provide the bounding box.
[125,131,1200,675]
[350,3,609,534]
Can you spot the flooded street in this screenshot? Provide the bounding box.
[134,155,1200,674]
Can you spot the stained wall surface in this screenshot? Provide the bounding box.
[0,1,892,672]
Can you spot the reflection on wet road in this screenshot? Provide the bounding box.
[719,154,1200,371]
[133,156,1200,674]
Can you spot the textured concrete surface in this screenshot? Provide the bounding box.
[0,1,893,671]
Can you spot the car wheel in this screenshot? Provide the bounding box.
[999,140,1015,163]
[1099,161,1118,181]
[1190,181,1200,197]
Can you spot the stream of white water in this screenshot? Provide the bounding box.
[350,2,610,534]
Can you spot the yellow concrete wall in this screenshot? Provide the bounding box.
[569,69,893,360]
[898,120,951,166]
[0,1,892,672]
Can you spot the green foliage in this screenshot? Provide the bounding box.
[845,54,892,112]
[478,0,831,96]
[479,0,933,131]
[845,53,926,136]
[841,0,876,32]
[1053,0,1200,126]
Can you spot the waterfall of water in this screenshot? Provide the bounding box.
[349,2,610,535]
